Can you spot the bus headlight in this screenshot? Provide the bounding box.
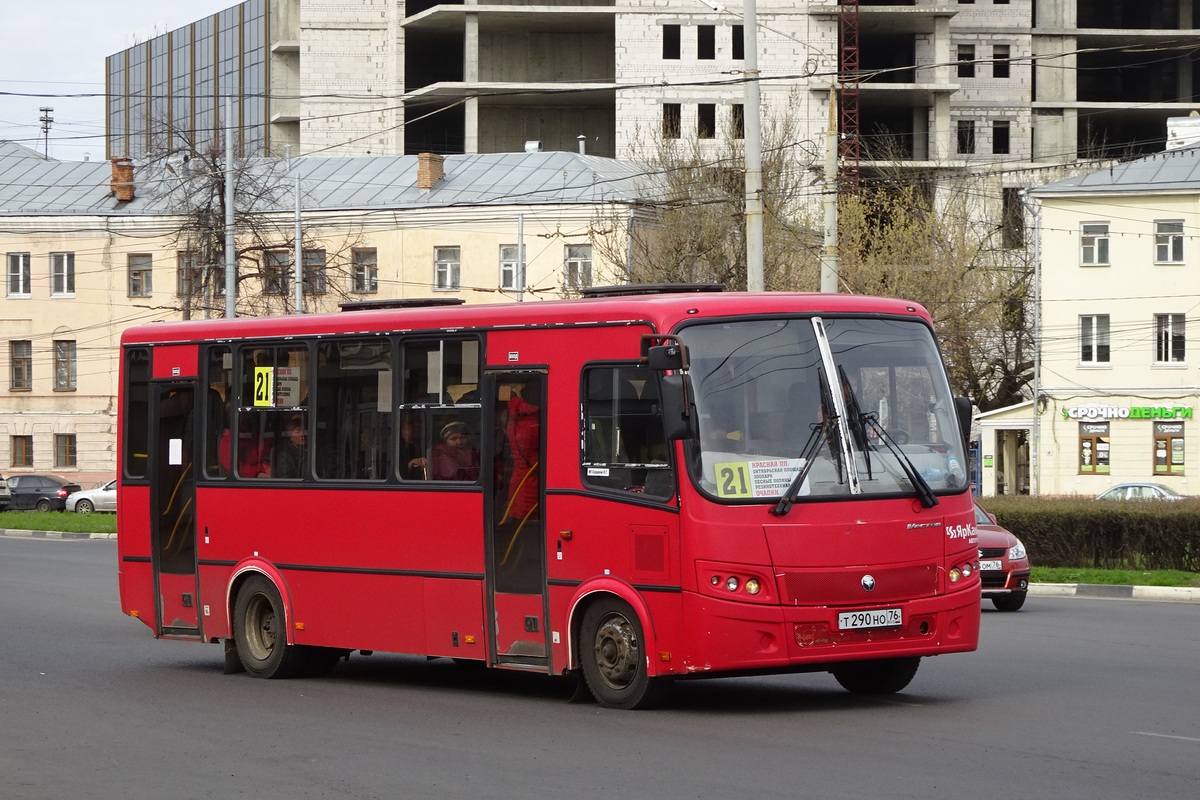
[725,576,740,592]
[745,579,761,595]
[948,566,963,583]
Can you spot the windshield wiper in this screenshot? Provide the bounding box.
[864,417,939,509]
[771,419,834,516]
[837,365,873,480]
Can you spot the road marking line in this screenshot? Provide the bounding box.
[1133,731,1200,743]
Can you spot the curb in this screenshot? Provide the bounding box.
[1029,582,1200,603]
[0,528,116,540]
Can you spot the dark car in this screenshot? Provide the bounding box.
[1096,482,1187,501]
[5,474,83,512]
[975,502,1031,612]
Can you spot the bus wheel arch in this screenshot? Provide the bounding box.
[572,591,672,710]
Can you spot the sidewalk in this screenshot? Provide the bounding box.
[0,527,116,540]
[1029,582,1200,603]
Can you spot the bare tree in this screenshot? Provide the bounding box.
[591,93,822,291]
[147,131,365,319]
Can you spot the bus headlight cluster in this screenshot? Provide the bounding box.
[947,561,979,583]
[709,573,763,596]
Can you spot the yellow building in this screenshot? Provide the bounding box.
[980,142,1200,497]
[1,142,655,485]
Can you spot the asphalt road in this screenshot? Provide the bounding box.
[1,537,1197,800]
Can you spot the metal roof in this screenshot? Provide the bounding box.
[0,142,660,217]
[1030,144,1200,197]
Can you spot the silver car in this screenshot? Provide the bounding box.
[66,479,117,513]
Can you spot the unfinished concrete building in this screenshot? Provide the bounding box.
[104,1,1200,169]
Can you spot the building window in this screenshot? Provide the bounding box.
[263,251,289,294]
[303,250,327,295]
[1153,422,1185,476]
[992,120,1010,155]
[662,24,680,60]
[1080,315,1110,364]
[7,253,31,297]
[1078,422,1110,474]
[11,435,33,468]
[1155,220,1184,263]
[565,244,593,291]
[55,434,77,469]
[50,253,75,296]
[1080,223,1110,265]
[698,25,715,60]
[957,45,975,79]
[732,25,744,60]
[434,246,461,290]
[54,340,77,391]
[957,120,976,154]
[1001,187,1025,248]
[352,249,378,293]
[698,104,716,139]
[177,251,201,297]
[500,245,520,291]
[10,340,32,390]
[1155,313,1185,363]
[731,104,745,139]
[663,103,681,139]
[128,254,153,297]
[993,45,1011,78]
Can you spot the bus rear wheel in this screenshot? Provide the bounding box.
[579,598,671,710]
[232,575,307,679]
[832,657,921,695]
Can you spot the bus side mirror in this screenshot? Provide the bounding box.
[659,374,697,441]
[647,344,685,371]
[954,396,973,445]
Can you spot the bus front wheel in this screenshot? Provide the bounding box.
[832,657,920,695]
[232,575,307,679]
[579,598,671,710]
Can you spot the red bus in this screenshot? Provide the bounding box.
[117,286,980,709]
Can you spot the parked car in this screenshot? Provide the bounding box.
[975,502,1031,612]
[66,479,118,514]
[1096,482,1187,501]
[0,472,11,510]
[5,474,83,512]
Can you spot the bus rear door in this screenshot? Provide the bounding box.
[484,370,548,668]
[151,383,201,638]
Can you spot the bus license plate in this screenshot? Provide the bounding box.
[979,559,1002,572]
[838,608,902,631]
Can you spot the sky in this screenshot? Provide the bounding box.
[0,1,236,162]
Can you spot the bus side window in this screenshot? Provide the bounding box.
[582,365,674,498]
[315,339,392,481]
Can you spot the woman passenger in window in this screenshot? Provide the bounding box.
[432,421,479,481]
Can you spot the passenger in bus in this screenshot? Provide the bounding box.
[217,410,273,478]
[432,421,479,481]
[504,391,540,519]
[273,414,308,478]
[399,412,427,479]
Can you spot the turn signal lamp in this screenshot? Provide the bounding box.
[948,566,963,583]
[745,579,761,595]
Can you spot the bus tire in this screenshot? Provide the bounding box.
[991,592,1027,612]
[232,575,306,679]
[832,657,920,695]
[579,598,671,710]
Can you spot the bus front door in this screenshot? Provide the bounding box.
[484,371,548,668]
[151,383,201,638]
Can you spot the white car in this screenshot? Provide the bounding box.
[66,479,117,514]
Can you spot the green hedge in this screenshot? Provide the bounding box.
[977,495,1200,572]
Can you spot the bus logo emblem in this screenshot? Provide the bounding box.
[861,575,876,592]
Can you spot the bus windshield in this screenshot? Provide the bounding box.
[678,315,967,503]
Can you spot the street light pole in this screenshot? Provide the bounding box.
[743,0,764,292]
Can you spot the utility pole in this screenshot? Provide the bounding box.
[38,107,53,159]
[820,89,840,293]
[743,0,764,292]
[224,98,237,318]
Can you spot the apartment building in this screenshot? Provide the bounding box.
[1,140,651,482]
[978,124,1200,497]
[105,1,1200,171]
